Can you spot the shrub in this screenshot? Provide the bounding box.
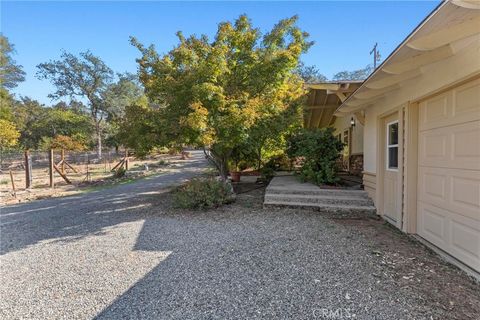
[173,178,234,209]
[286,127,344,185]
[260,166,275,181]
[263,153,292,171]
[114,167,126,178]
[39,134,87,151]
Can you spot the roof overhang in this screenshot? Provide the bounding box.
[303,81,362,129]
[336,0,480,115]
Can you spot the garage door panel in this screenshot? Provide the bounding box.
[418,202,480,272]
[419,120,480,170]
[450,217,480,271]
[419,167,479,221]
[451,175,480,214]
[420,92,450,129]
[454,79,480,119]
[419,78,480,131]
[418,203,448,244]
[417,80,480,273]
[451,220,480,260]
[452,123,480,163]
[419,169,446,200]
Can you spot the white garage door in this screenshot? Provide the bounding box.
[417,78,480,273]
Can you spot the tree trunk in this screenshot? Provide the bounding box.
[95,121,102,159]
[257,147,262,170]
[203,147,229,181]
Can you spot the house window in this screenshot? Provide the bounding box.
[386,121,399,170]
[343,129,349,145]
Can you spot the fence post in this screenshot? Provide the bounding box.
[49,149,54,188]
[24,150,32,189]
[125,149,129,170]
[9,170,16,198]
[61,149,65,174]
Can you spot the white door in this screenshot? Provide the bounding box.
[417,78,480,272]
[383,112,402,226]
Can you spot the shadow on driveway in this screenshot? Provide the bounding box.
[0,151,208,256]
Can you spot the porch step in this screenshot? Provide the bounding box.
[264,193,374,207]
[263,200,377,215]
[263,176,377,217]
[266,186,370,198]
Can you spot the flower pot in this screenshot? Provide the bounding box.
[230,171,241,182]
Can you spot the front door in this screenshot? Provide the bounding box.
[383,113,401,225]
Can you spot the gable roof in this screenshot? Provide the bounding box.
[336,0,480,115]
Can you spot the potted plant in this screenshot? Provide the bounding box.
[229,157,242,182]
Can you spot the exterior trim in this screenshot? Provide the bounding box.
[362,171,376,204]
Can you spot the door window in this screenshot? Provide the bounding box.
[387,121,399,170]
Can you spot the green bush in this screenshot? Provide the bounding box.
[260,166,275,181]
[286,127,344,185]
[173,178,234,209]
[114,167,126,178]
[263,153,292,171]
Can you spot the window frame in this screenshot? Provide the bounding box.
[386,120,399,171]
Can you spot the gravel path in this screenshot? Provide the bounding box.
[1,152,479,319]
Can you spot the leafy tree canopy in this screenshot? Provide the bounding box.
[0,119,20,151]
[9,97,93,150]
[332,64,374,81]
[102,72,144,121]
[0,34,26,89]
[295,61,327,83]
[36,51,114,158]
[131,15,311,178]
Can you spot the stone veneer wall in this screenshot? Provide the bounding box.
[349,154,364,177]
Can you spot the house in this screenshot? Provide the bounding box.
[336,0,480,275]
[304,81,365,176]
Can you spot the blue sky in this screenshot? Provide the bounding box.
[2,1,439,105]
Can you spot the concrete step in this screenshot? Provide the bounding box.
[266,187,370,198]
[264,193,374,207]
[263,200,377,216]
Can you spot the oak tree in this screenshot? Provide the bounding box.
[36,51,114,158]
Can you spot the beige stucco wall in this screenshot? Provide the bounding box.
[362,37,480,174]
[333,114,364,155]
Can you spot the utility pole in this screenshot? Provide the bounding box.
[370,43,381,69]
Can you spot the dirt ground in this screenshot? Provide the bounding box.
[334,218,480,317]
[233,182,480,319]
[0,153,189,205]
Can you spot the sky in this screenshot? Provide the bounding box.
[2,1,440,105]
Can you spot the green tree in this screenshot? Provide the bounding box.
[10,97,93,150]
[36,51,114,158]
[131,15,311,180]
[0,119,20,150]
[0,35,26,125]
[0,34,26,89]
[295,61,327,83]
[332,65,373,81]
[103,73,144,120]
[117,99,162,156]
[102,73,145,151]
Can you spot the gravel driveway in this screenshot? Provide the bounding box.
[1,151,479,319]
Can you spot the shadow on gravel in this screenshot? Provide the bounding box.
[93,187,480,320]
[0,152,208,255]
